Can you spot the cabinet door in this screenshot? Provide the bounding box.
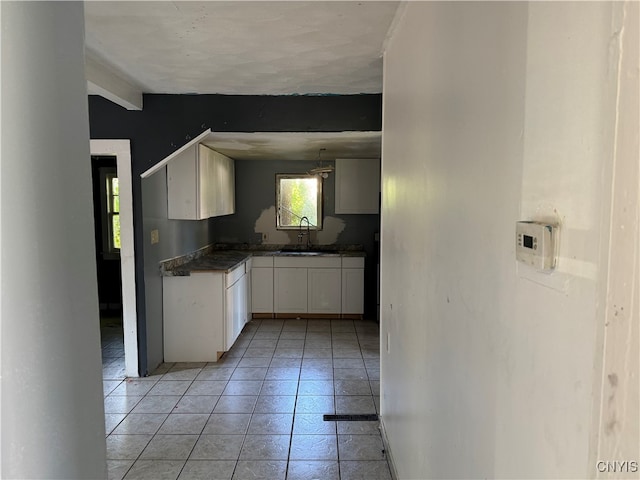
[341,268,364,314]
[245,268,252,322]
[198,144,216,219]
[274,268,308,313]
[167,146,198,220]
[163,273,224,362]
[308,268,342,314]
[251,267,274,313]
[224,283,235,349]
[223,154,236,215]
[212,150,235,217]
[335,158,380,214]
[237,273,248,334]
[225,272,248,349]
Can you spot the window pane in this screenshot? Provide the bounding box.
[111,214,121,250]
[106,175,119,213]
[277,175,321,229]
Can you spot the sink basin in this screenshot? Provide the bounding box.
[276,248,339,256]
[279,251,324,255]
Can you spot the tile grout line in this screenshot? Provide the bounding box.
[103,318,389,479]
[331,319,342,480]
[283,319,303,480]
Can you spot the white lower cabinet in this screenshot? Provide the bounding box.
[274,268,308,313]
[251,256,274,314]
[308,268,342,314]
[342,256,365,315]
[341,268,364,315]
[273,255,344,316]
[226,270,248,349]
[163,272,225,362]
[163,260,249,363]
[163,255,365,361]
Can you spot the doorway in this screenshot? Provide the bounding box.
[92,156,125,376]
[90,140,139,377]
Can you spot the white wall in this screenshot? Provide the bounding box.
[380,2,638,478]
[593,1,639,473]
[0,2,107,478]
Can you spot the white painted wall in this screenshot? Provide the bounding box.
[1,2,107,478]
[593,1,639,474]
[380,2,638,478]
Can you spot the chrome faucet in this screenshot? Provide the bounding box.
[298,216,311,249]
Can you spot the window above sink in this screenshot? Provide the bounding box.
[276,174,323,230]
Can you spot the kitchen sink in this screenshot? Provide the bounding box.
[280,251,323,255]
[276,248,339,256]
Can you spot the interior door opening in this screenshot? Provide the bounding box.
[90,140,139,378]
[92,156,125,375]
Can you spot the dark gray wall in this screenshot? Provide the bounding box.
[212,159,380,317]
[142,168,213,370]
[89,94,382,374]
[213,159,378,248]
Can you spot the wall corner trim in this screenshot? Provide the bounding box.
[140,129,212,178]
[381,1,410,55]
[379,415,400,480]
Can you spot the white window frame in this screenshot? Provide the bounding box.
[99,168,121,258]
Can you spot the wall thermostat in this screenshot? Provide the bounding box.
[516,221,558,271]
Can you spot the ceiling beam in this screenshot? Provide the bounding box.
[85,52,143,111]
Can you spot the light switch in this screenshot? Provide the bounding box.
[151,229,159,244]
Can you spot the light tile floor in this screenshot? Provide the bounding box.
[101,318,391,480]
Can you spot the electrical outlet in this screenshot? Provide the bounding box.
[151,229,159,245]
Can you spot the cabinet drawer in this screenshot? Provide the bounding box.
[274,256,341,269]
[252,256,274,268]
[342,256,365,268]
[226,262,246,287]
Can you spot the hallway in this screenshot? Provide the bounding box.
[102,319,390,480]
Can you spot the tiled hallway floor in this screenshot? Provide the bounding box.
[101,318,391,480]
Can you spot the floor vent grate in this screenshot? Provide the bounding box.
[323,414,379,422]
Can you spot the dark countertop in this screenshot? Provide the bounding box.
[162,246,366,277]
[167,251,251,276]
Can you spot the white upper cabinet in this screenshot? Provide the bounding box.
[167,143,235,220]
[334,158,380,214]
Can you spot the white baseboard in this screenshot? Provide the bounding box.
[379,414,400,480]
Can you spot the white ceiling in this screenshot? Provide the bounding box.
[84,1,400,95]
[84,1,399,161]
[201,131,381,161]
